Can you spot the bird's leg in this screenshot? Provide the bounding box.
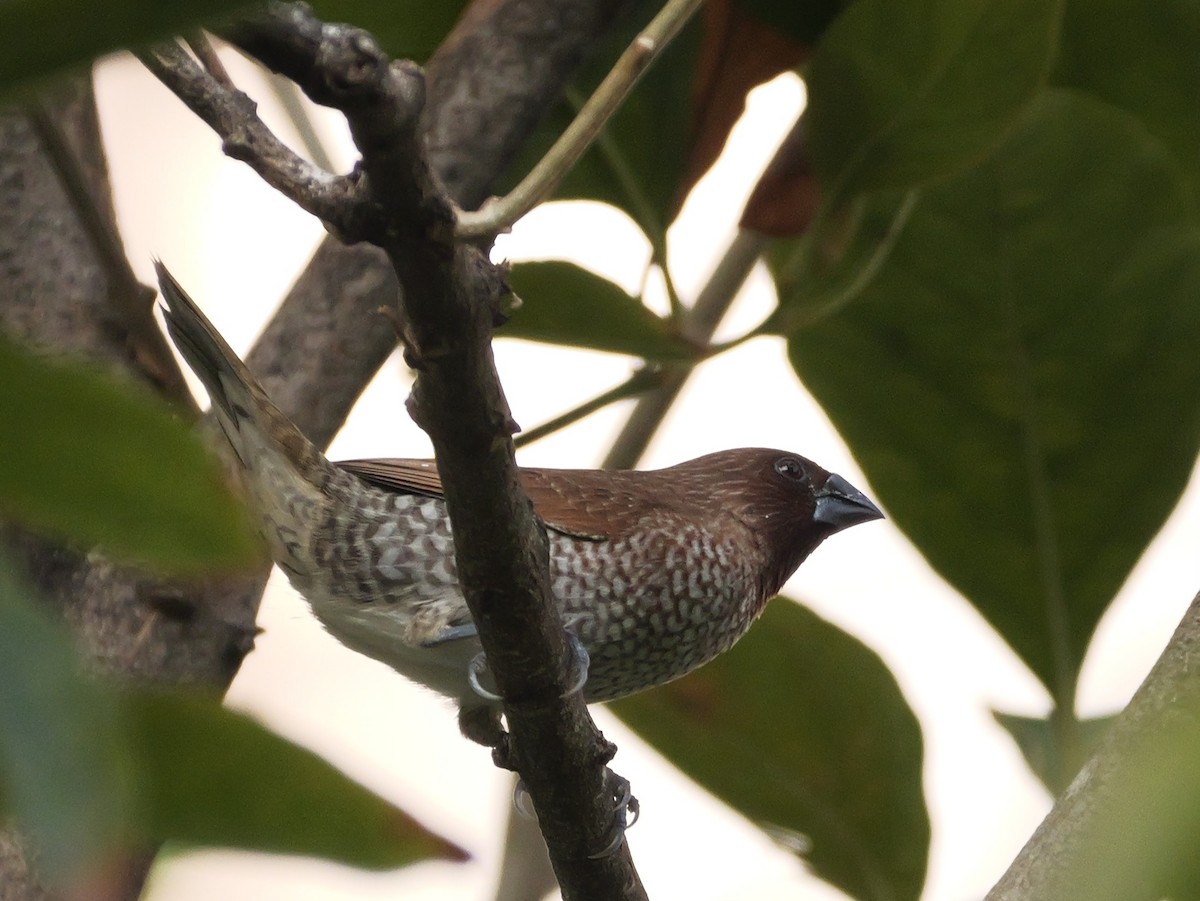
[457,703,516,767]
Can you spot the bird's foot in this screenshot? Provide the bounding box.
[588,769,641,859]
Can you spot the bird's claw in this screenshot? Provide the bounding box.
[513,778,537,820]
[511,769,639,859]
[563,631,590,699]
[468,651,503,702]
[587,770,640,859]
[466,629,590,703]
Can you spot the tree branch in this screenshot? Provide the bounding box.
[217,4,647,897]
[137,39,380,243]
[988,591,1200,900]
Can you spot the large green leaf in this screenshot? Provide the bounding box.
[0,336,261,573]
[0,0,250,94]
[126,692,468,868]
[804,0,1062,198]
[1054,0,1200,207]
[0,557,135,884]
[503,260,699,360]
[612,600,928,901]
[785,91,1200,698]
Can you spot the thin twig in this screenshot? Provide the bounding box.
[265,71,339,173]
[515,368,664,449]
[137,40,378,242]
[185,31,235,90]
[604,228,767,469]
[454,0,705,238]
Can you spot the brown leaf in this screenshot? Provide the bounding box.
[682,0,810,203]
[741,116,821,236]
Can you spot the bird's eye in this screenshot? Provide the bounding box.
[774,456,808,483]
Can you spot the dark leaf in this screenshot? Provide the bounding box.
[805,0,1063,198]
[0,335,261,573]
[0,0,249,95]
[785,91,1200,696]
[612,599,928,901]
[503,261,698,360]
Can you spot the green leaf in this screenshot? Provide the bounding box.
[0,0,250,95]
[0,335,261,573]
[495,10,702,249]
[612,600,928,901]
[805,0,1063,197]
[785,91,1200,698]
[0,557,135,884]
[308,0,470,62]
[1054,0,1200,208]
[503,260,698,360]
[993,710,1118,795]
[125,692,468,868]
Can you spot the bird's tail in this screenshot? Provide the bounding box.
[155,262,336,575]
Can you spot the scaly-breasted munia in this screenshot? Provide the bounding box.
[157,263,882,732]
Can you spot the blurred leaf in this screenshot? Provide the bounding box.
[0,335,261,573]
[805,0,1063,198]
[308,0,470,62]
[1054,0,1200,207]
[0,557,134,884]
[994,710,1118,795]
[503,261,698,360]
[496,8,702,250]
[785,91,1200,697]
[0,0,249,94]
[612,600,928,901]
[126,692,468,867]
[0,558,464,875]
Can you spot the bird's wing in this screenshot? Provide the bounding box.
[339,458,444,498]
[338,458,654,541]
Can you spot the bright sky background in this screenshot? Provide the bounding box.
[93,40,1200,901]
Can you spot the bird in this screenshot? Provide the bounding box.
[155,262,884,741]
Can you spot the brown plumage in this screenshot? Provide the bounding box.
[156,264,883,724]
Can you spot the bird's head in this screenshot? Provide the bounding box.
[679,448,884,598]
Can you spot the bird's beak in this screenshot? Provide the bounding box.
[813,473,884,531]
